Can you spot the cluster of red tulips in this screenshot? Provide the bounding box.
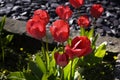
[26,0,104,67]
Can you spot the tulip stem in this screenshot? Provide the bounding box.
[0,33,5,66]
[70,60,73,80]
[62,43,64,53]
[45,36,49,71]
[41,41,48,72]
[46,36,49,54]
[60,67,64,80]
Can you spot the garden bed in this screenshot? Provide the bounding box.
[0,0,120,80]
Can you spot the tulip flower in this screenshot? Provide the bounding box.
[32,9,50,25]
[50,20,70,43]
[54,52,69,67]
[90,4,104,18]
[77,15,90,28]
[26,19,46,40]
[65,36,92,59]
[56,5,73,20]
[69,0,84,8]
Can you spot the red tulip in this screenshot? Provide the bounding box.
[69,0,84,8]
[90,4,104,18]
[54,52,69,67]
[32,9,50,25]
[26,19,46,40]
[56,5,73,20]
[65,36,92,59]
[77,15,90,28]
[50,20,70,42]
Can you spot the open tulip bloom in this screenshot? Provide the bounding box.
[8,1,107,80]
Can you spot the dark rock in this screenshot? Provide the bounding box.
[100,31,106,36]
[5,3,14,10]
[15,0,22,5]
[113,20,119,27]
[69,18,76,25]
[48,0,59,3]
[0,7,7,16]
[4,0,16,3]
[22,0,31,3]
[41,5,47,10]
[101,0,109,5]
[29,3,38,8]
[23,3,31,8]
[96,18,103,23]
[18,16,28,21]
[23,7,31,12]
[20,12,27,16]
[11,6,23,12]
[50,3,59,9]
[111,29,116,35]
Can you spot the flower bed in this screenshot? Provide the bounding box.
[0,0,119,80]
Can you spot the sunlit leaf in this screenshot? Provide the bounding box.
[87,28,94,39]
[63,58,79,80]
[95,42,107,58]
[8,72,26,80]
[63,61,71,80]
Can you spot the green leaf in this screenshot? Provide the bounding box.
[71,58,79,78]
[95,42,107,58]
[8,72,38,80]
[4,35,14,45]
[23,72,38,80]
[29,61,43,79]
[42,74,49,80]
[49,48,57,75]
[8,72,26,80]
[0,16,6,32]
[6,35,14,43]
[35,54,46,73]
[63,58,79,80]
[63,61,71,80]
[87,28,94,39]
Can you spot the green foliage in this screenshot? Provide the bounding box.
[7,47,58,80]
[0,16,6,32]
[0,16,14,65]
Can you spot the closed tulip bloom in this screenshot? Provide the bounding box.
[77,15,90,28]
[56,5,73,20]
[54,52,69,67]
[69,0,84,8]
[26,19,46,40]
[32,9,50,25]
[90,4,104,18]
[65,36,92,59]
[50,20,70,43]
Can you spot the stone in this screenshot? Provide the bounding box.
[22,0,31,3]
[15,0,22,5]
[5,3,14,10]
[11,6,22,12]
[113,20,119,26]
[50,3,59,9]
[2,17,26,34]
[0,7,7,16]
